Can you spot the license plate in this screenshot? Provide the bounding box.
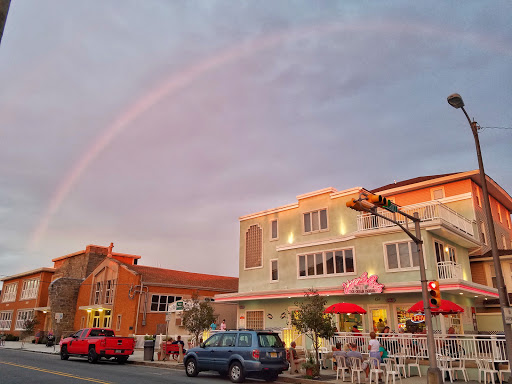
[270,352,277,358]
[115,350,123,353]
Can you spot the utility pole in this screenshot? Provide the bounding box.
[347,193,443,384]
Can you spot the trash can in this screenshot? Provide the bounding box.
[144,339,155,361]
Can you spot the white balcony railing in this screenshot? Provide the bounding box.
[437,261,463,280]
[357,201,475,238]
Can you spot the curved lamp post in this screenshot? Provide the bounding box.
[447,93,512,380]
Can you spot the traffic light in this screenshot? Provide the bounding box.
[346,198,373,212]
[428,280,442,308]
[367,194,399,212]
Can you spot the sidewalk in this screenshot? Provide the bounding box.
[0,342,481,384]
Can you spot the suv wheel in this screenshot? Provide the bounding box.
[229,361,245,383]
[185,358,199,377]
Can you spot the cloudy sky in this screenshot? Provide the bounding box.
[1,1,511,284]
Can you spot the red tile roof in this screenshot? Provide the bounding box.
[371,172,459,193]
[123,264,238,292]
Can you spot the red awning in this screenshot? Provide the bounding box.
[324,303,367,314]
[407,300,464,315]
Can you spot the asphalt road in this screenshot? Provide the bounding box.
[0,349,274,384]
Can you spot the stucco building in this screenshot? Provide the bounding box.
[216,170,512,340]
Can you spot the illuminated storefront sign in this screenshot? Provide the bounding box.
[341,272,384,294]
[411,314,425,323]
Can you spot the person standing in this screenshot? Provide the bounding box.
[210,320,217,330]
[220,319,227,331]
[289,341,305,373]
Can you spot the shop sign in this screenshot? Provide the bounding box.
[411,314,425,323]
[504,307,512,325]
[341,272,384,295]
[168,300,193,312]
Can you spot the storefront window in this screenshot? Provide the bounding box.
[338,313,362,332]
[396,306,415,331]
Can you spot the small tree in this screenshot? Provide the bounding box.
[290,289,336,377]
[182,293,216,346]
[20,317,39,348]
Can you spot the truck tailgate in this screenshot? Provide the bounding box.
[104,337,134,350]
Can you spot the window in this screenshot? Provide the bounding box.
[105,280,115,304]
[503,235,507,250]
[475,189,481,207]
[384,242,419,271]
[489,263,497,289]
[92,311,101,327]
[103,310,112,328]
[15,309,34,330]
[238,333,252,347]
[298,248,355,278]
[245,224,262,269]
[205,333,222,347]
[219,333,237,347]
[270,220,278,240]
[480,221,487,245]
[303,209,328,233]
[116,315,122,331]
[246,310,264,330]
[150,295,182,312]
[497,204,503,223]
[431,187,445,200]
[270,259,278,282]
[434,241,456,263]
[0,311,13,330]
[507,215,511,229]
[80,316,85,329]
[94,282,103,305]
[20,278,40,300]
[2,283,18,303]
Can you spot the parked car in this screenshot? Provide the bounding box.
[59,328,135,364]
[184,330,288,383]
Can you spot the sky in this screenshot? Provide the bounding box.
[1,1,511,285]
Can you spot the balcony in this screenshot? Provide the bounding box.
[437,261,463,280]
[356,201,476,244]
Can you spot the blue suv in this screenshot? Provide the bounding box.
[184,330,288,382]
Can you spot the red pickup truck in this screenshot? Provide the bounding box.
[59,328,135,364]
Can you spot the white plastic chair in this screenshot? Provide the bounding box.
[348,357,364,384]
[368,357,384,384]
[479,359,499,384]
[384,359,402,384]
[408,355,422,377]
[451,358,469,382]
[499,365,510,384]
[437,355,455,383]
[396,353,407,378]
[336,355,350,381]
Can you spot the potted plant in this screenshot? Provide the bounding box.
[302,356,319,378]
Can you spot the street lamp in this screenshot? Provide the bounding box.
[447,93,512,380]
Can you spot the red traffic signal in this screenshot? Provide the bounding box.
[428,280,441,308]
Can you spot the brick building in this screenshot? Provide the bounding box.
[0,268,54,337]
[73,256,238,337]
[1,243,238,340]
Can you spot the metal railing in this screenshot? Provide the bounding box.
[357,201,475,238]
[437,261,463,280]
[328,332,507,362]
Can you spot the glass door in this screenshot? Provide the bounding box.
[369,306,389,334]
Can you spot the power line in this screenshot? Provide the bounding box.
[479,126,512,132]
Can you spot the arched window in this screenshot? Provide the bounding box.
[245,225,262,269]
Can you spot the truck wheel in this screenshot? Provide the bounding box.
[88,348,98,364]
[116,356,128,364]
[60,346,69,360]
[228,361,245,383]
[185,358,199,377]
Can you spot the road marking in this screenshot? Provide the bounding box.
[0,361,114,383]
